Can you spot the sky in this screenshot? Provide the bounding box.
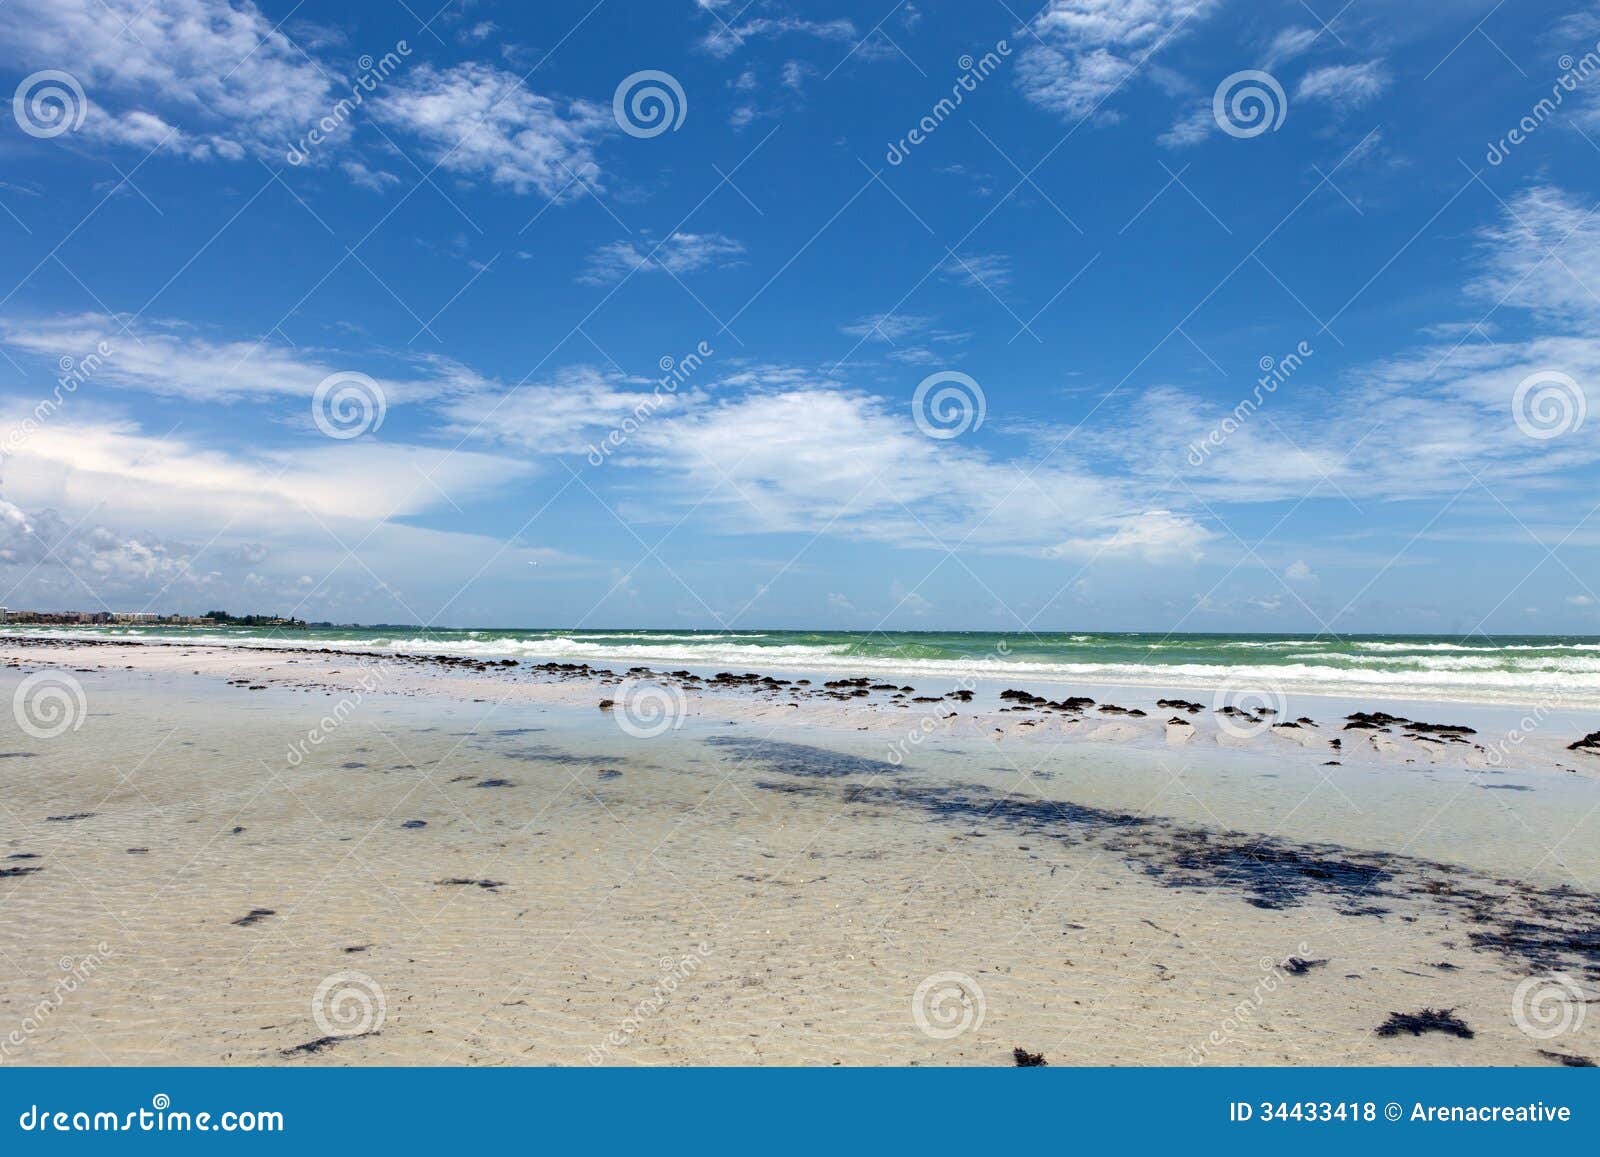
[0,0,1598,634]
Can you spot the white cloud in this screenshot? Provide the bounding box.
[440,364,696,456]
[341,160,400,192]
[1158,103,1212,147]
[578,232,745,285]
[0,314,468,405]
[635,383,1210,560]
[1296,61,1390,110]
[1264,26,1319,68]
[1,413,529,527]
[699,15,859,60]
[0,412,545,615]
[841,314,936,343]
[1016,0,1220,121]
[1045,509,1212,562]
[1285,559,1317,582]
[940,252,1012,289]
[1101,183,1600,507]
[0,0,330,158]
[376,62,608,197]
[1469,185,1600,325]
[1569,593,1595,606]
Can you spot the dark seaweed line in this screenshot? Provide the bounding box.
[717,736,1600,979]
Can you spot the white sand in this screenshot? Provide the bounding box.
[1,639,1597,1067]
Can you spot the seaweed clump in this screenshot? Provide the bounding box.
[1375,1008,1474,1039]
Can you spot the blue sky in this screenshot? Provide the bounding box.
[1,0,1598,633]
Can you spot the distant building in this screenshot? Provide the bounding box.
[112,612,160,622]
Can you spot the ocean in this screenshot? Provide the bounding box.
[7,627,1600,707]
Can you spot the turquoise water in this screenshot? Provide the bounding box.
[7,626,1600,704]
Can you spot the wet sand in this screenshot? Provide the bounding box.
[1,637,1597,1066]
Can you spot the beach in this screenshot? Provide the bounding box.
[2,631,1597,1066]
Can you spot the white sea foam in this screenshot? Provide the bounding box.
[9,628,1600,706]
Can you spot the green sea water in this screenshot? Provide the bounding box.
[7,626,1600,704]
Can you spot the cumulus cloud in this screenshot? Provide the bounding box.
[633,384,1210,560]
[0,0,615,205]
[0,0,331,158]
